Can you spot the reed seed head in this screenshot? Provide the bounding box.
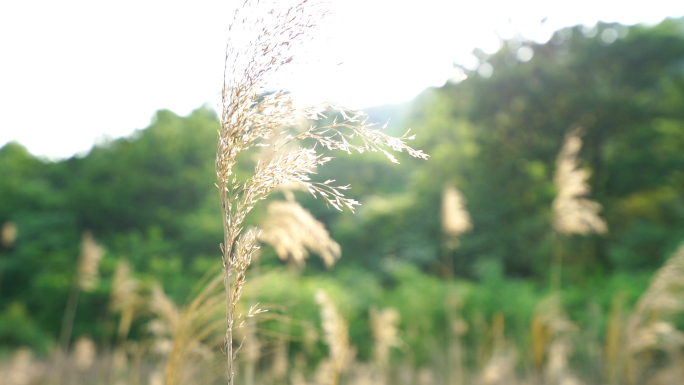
[111,259,139,314]
[369,307,400,370]
[316,290,351,381]
[78,231,104,292]
[441,183,472,250]
[72,336,96,371]
[260,200,341,267]
[1,221,17,248]
[552,127,607,236]
[627,243,684,354]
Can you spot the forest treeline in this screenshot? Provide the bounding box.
[1,17,684,367]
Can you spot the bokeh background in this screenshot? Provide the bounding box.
[2,1,684,384]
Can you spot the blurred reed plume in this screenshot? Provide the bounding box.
[529,294,581,385]
[441,183,472,245]
[315,290,351,385]
[479,313,516,385]
[531,295,574,369]
[552,127,607,236]
[148,272,226,385]
[625,243,684,385]
[216,0,426,383]
[441,183,472,276]
[6,347,36,385]
[78,231,104,292]
[110,259,142,341]
[71,336,96,371]
[1,220,17,248]
[259,200,341,268]
[369,307,400,373]
[58,231,105,357]
[551,127,607,290]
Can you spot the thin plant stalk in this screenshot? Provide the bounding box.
[58,279,81,355]
[551,232,563,292]
[551,127,607,291]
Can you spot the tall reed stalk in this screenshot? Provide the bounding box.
[551,126,607,290]
[59,231,104,354]
[216,1,427,383]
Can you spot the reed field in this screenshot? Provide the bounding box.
[2,1,684,385]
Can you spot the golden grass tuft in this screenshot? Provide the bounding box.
[529,295,581,385]
[552,126,607,236]
[260,200,341,268]
[110,259,142,341]
[315,290,351,385]
[625,243,684,384]
[148,272,226,385]
[78,231,104,292]
[369,307,401,371]
[7,347,36,385]
[441,183,472,243]
[71,336,96,371]
[1,221,17,248]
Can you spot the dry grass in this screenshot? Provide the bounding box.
[259,199,341,268]
[4,256,684,385]
[1,220,17,248]
[625,243,684,385]
[315,290,352,385]
[441,183,472,244]
[5,347,37,385]
[215,1,426,383]
[148,273,226,385]
[78,231,104,292]
[57,231,104,369]
[369,307,400,373]
[552,126,607,236]
[551,126,608,290]
[110,259,142,342]
[71,336,96,371]
[440,183,472,275]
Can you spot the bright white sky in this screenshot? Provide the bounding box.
[1,0,682,159]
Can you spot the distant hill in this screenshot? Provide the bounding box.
[362,100,413,134]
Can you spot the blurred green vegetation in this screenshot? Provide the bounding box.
[1,18,684,374]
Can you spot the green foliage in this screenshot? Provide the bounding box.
[0,302,53,354]
[1,19,684,364]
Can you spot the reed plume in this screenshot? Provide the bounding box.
[1,221,17,248]
[479,313,516,385]
[315,290,351,385]
[110,259,141,342]
[259,199,341,267]
[72,336,96,371]
[78,231,104,292]
[216,1,426,383]
[441,183,472,275]
[7,347,35,385]
[441,183,472,242]
[58,231,105,358]
[625,243,684,384]
[551,127,607,290]
[552,127,607,236]
[529,294,582,385]
[148,272,227,385]
[369,307,400,372]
